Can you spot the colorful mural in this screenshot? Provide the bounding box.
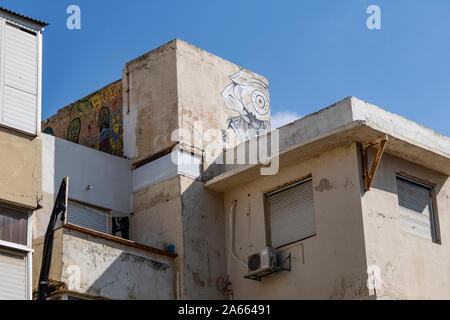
[42,81,124,157]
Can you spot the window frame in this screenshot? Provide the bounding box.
[396,174,440,244]
[264,177,316,249]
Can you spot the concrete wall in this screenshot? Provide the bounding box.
[131,176,184,298]
[123,39,270,167]
[361,150,450,299]
[123,40,178,163]
[33,227,175,300]
[180,176,226,299]
[42,81,123,157]
[34,133,132,239]
[124,39,269,299]
[0,127,41,209]
[175,40,270,163]
[131,175,226,299]
[222,144,370,299]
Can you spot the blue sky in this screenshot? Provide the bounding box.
[3,0,450,135]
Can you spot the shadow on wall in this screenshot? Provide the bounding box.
[179,178,227,299]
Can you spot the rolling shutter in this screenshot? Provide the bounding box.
[397,176,436,242]
[267,179,315,248]
[0,22,38,134]
[67,201,108,234]
[0,249,27,300]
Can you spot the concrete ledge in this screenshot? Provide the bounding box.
[205,97,450,192]
[62,223,177,258]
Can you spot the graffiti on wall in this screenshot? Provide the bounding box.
[99,107,112,153]
[44,81,123,157]
[67,118,81,143]
[221,70,270,142]
[43,127,55,136]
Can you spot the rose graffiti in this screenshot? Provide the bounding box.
[221,70,270,142]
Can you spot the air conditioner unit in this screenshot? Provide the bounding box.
[245,246,278,279]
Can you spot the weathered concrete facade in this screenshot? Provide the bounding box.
[0,7,47,301]
[0,127,42,210]
[123,39,268,299]
[207,97,450,300]
[32,226,176,300]
[361,151,450,299]
[217,144,368,299]
[36,39,450,301]
[123,39,270,166]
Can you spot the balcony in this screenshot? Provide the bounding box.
[32,224,177,300]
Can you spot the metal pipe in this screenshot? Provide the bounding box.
[228,200,246,272]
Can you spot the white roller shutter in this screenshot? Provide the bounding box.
[0,22,39,134]
[67,201,108,234]
[397,176,436,242]
[0,249,27,300]
[267,179,316,248]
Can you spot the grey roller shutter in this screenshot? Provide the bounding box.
[397,176,436,242]
[0,22,38,134]
[67,201,108,234]
[0,249,27,300]
[267,179,315,248]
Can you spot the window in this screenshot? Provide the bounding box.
[0,20,40,134]
[0,248,27,300]
[265,178,316,248]
[396,175,438,243]
[67,201,109,234]
[0,206,28,245]
[0,205,31,300]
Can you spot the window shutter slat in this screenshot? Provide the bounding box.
[0,23,38,134]
[67,201,108,234]
[397,177,436,242]
[0,250,27,300]
[268,179,315,248]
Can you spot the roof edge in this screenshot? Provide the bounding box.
[0,6,49,28]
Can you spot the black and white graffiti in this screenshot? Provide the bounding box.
[221,70,270,142]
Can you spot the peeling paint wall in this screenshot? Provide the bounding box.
[0,127,41,209]
[222,144,370,299]
[33,228,175,300]
[42,81,123,157]
[360,150,450,299]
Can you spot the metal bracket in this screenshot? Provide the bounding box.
[244,253,291,281]
[362,135,388,191]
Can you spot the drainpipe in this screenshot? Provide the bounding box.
[226,200,246,299]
